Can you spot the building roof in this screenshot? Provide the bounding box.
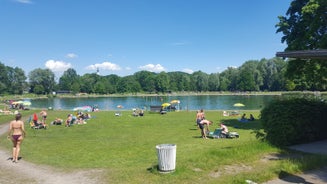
[276,49,327,59]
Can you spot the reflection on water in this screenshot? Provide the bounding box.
[30,95,279,111]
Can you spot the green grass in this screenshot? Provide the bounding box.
[1,110,327,183]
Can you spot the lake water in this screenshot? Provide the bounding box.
[29,95,279,111]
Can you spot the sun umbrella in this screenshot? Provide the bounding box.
[74,106,92,112]
[22,101,31,106]
[161,103,171,107]
[170,100,180,111]
[12,101,23,105]
[170,100,180,104]
[233,103,245,107]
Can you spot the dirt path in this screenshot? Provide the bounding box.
[0,123,106,184]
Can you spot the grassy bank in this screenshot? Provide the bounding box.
[1,110,327,183]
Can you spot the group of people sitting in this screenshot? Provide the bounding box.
[239,113,255,122]
[65,111,91,126]
[50,111,91,127]
[30,110,47,129]
[132,109,144,117]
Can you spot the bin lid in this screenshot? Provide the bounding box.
[156,144,176,149]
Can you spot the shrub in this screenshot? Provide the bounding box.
[258,98,327,147]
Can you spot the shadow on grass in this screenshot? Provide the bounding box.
[278,170,314,184]
[219,119,262,131]
[189,128,198,131]
[147,165,159,173]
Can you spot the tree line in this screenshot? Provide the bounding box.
[0,56,324,96]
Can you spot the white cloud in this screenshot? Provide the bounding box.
[45,60,72,72]
[86,61,121,71]
[182,68,194,74]
[15,0,33,4]
[138,64,165,73]
[66,53,78,58]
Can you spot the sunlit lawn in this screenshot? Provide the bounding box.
[1,109,327,183]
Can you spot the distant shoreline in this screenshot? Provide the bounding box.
[2,91,326,101]
[57,91,283,97]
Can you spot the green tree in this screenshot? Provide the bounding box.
[79,73,100,94]
[155,72,169,93]
[28,68,55,94]
[180,73,191,91]
[6,67,27,94]
[126,75,141,94]
[276,0,327,90]
[134,71,156,93]
[0,63,9,94]
[238,61,260,91]
[116,77,128,94]
[208,73,220,91]
[58,68,80,94]
[167,72,191,92]
[258,58,287,91]
[191,71,208,92]
[103,74,120,94]
[219,67,239,91]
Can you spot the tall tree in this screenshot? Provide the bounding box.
[134,71,156,93]
[238,61,260,91]
[258,58,287,91]
[58,68,80,93]
[103,74,120,94]
[7,67,27,94]
[167,71,191,91]
[116,75,141,94]
[276,0,327,90]
[28,68,55,94]
[208,73,220,91]
[219,67,239,91]
[191,71,208,92]
[79,73,100,94]
[0,63,8,94]
[155,72,169,93]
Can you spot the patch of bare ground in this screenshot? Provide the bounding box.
[206,152,302,179]
[0,148,107,184]
[209,163,253,178]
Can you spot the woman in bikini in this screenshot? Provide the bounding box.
[7,113,26,163]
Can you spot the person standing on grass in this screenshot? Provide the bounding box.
[199,119,212,139]
[7,113,26,163]
[195,109,205,127]
[40,109,47,126]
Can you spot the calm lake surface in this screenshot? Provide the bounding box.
[29,95,279,111]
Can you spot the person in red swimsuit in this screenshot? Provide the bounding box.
[7,113,26,163]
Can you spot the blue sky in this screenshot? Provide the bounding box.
[0,0,291,78]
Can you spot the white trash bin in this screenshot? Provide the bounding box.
[156,144,176,173]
